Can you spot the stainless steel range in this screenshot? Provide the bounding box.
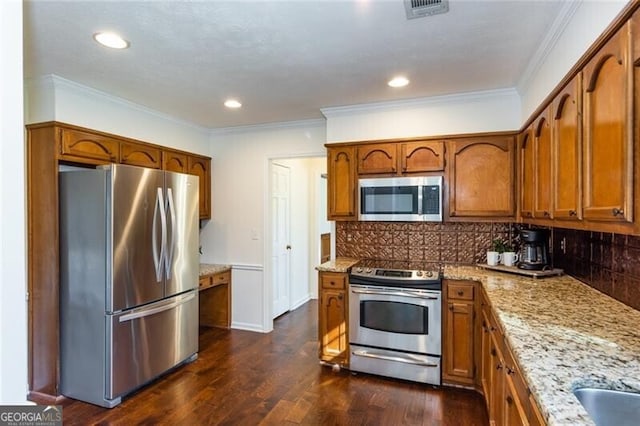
[349,260,442,385]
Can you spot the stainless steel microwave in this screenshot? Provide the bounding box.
[358,176,443,222]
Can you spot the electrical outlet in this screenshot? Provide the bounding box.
[560,237,566,254]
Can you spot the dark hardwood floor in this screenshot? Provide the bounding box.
[62,301,488,425]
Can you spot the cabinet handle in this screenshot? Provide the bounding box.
[457,290,464,296]
[507,367,515,375]
[569,210,577,217]
[543,211,550,217]
[496,363,503,370]
[613,208,624,217]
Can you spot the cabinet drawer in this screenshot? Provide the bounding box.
[321,273,346,290]
[199,276,213,290]
[448,283,474,301]
[212,271,231,286]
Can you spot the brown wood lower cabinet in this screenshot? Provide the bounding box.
[318,271,349,367]
[199,270,231,328]
[443,280,477,386]
[479,287,546,426]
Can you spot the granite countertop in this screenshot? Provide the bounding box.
[199,263,232,276]
[315,257,360,273]
[444,265,640,426]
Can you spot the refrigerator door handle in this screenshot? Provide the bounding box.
[165,187,177,278]
[152,187,167,282]
[118,292,196,322]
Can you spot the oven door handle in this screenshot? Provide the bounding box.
[352,350,439,367]
[351,288,439,300]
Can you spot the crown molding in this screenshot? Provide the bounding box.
[27,74,210,134]
[516,0,581,95]
[320,88,519,118]
[210,118,326,136]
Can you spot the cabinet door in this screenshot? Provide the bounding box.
[187,156,211,220]
[553,75,583,220]
[327,146,357,220]
[480,307,493,406]
[357,143,397,175]
[400,141,445,173]
[448,136,515,218]
[533,109,553,219]
[520,127,535,219]
[489,331,506,426]
[59,127,119,163]
[163,150,189,173]
[583,23,633,222]
[504,373,530,426]
[319,289,348,364]
[120,141,161,169]
[444,301,475,383]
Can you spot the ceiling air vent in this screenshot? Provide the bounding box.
[404,0,449,20]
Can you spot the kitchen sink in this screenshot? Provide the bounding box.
[573,387,640,426]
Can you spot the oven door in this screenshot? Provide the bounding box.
[349,284,441,356]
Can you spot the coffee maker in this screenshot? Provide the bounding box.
[517,229,550,270]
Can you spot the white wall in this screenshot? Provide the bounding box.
[322,88,521,143]
[519,0,628,121]
[25,75,211,155]
[202,121,326,332]
[0,0,28,404]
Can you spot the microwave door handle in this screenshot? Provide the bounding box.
[351,288,438,300]
[418,185,423,216]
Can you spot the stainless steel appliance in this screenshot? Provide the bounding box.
[349,261,442,385]
[358,176,442,222]
[59,164,200,408]
[517,229,551,271]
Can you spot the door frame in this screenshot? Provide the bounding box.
[263,153,325,332]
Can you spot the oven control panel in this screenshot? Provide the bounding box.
[351,267,439,280]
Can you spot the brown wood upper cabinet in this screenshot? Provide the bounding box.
[120,141,162,169]
[357,143,397,175]
[519,127,535,219]
[582,21,633,222]
[400,141,445,173]
[327,146,357,221]
[533,107,553,220]
[552,74,583,220]
[357,141,445,176]
[59,127,119,164]
[163,150,189,173]
[188,155,211,220]
[447,136,516,218]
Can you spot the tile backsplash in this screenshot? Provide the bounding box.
[552,228,640,311]
[335,221,640,311]
[335,221,517,268]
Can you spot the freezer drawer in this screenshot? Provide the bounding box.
[107,291,198,399]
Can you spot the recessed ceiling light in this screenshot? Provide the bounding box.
[93,32,129,49]
[224,99,242,109]
[388,76,410,88]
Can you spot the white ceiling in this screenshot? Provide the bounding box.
[23,0,566,129]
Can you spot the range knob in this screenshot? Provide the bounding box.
[365,268,372,274]
[416,271,423,277]
[356,267,363,273]
[426,271,433,277]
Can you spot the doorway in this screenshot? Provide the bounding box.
[267,156,327,323]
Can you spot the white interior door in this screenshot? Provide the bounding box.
[271,162,291,318]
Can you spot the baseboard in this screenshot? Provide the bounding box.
[28,390,69,406]
[230,321,269,333]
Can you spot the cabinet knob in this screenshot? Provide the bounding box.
[449,305,454,311]
[543,211,550,217]
[491,349,497,356]
[457,290,464,296]
[506,396,514,405]
[338,294,343,300]
[569,210,577,217]
[496,363,503,370]
[507,367,515,375]
[612,208,624,217]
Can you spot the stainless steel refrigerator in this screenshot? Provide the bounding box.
[59,164,200,408]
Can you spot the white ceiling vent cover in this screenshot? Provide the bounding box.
[404,0,449,20]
